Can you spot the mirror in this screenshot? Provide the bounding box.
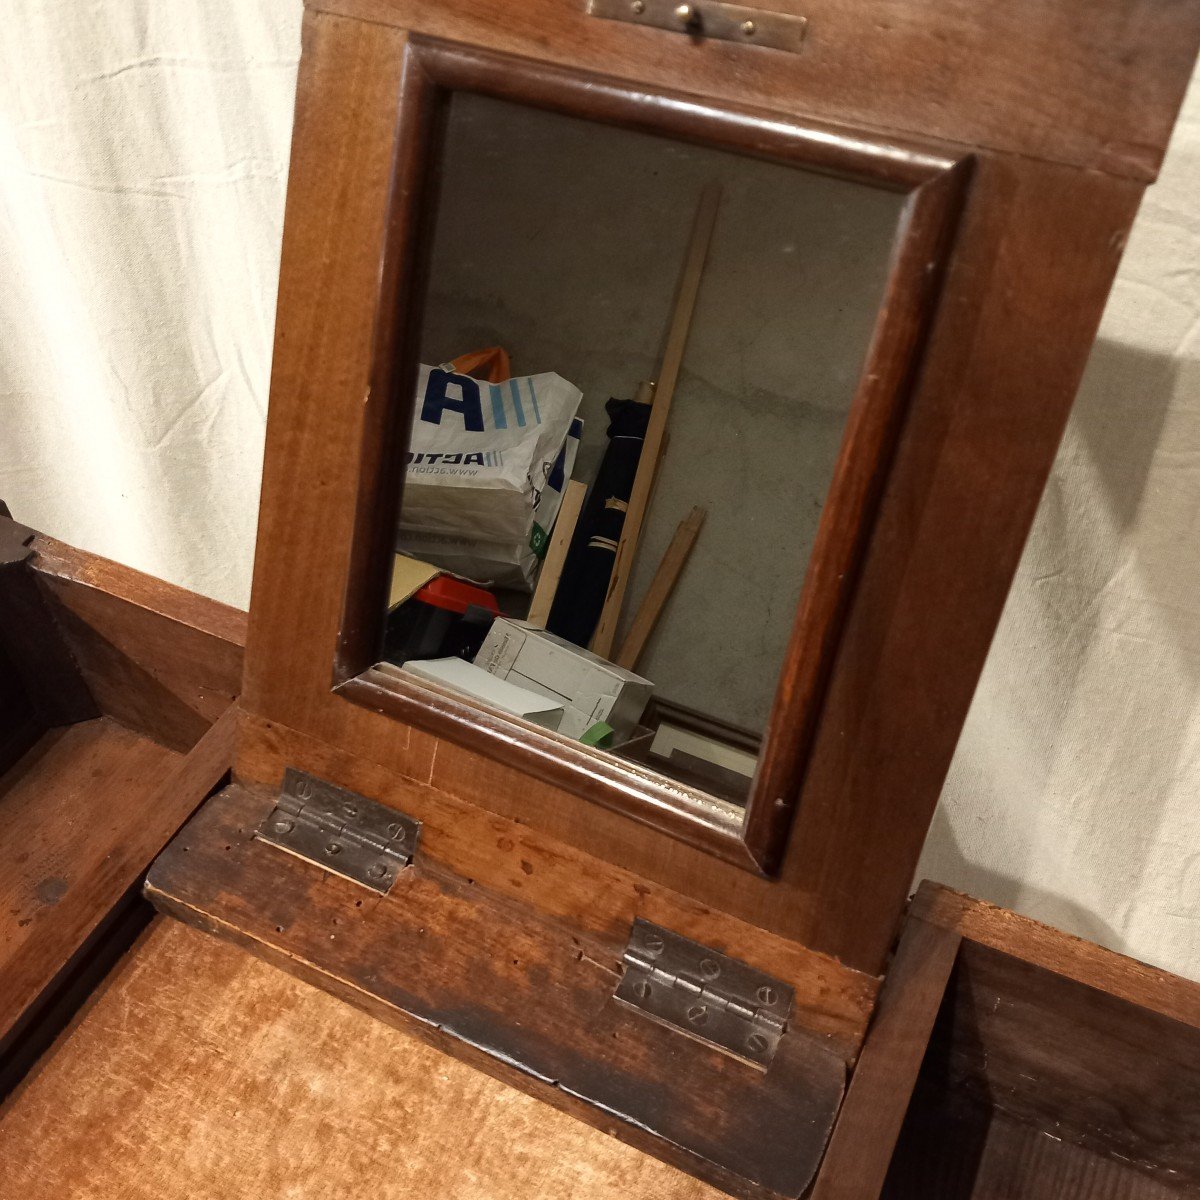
[381,92,906,806]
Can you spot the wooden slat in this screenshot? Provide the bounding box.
[810,917,961,1200]
[0,919,724,1200]
[528,479,586,628]
[592,185,719,659]
[616,505,705,671]
[146,781,849,1199]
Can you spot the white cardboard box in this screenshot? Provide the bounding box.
[403,656,564,731]
[476,619,653,739]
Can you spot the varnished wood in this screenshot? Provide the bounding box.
[307,0,1200,183]
[0,709,237,1073]
[30,534,245,753]
[0,919,724,1199]
[146,781,849,1199]
[810,917,961,1200]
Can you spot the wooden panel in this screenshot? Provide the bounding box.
[810,917,962,1200]
[0,919,724,1200]
[310,0,1200,182]
[883,1090,1187,1200]
[923,941,1200,1188]
[146,782,850,1199]
[31,535,245,753]
[241,9,1150,975]
[0,712,236,1061]
[235,711,878,1057]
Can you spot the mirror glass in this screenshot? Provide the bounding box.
[383,92,905,806]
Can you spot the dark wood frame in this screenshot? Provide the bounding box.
[330,36,971,874]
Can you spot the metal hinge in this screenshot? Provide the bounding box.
[586,0,808,56]
[614,918,793,1069]
[256,768,420,895]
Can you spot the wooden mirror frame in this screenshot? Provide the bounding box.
[242,0,1176,977]
[329,36,970,875]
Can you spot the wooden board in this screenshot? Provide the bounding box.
[145,781,850,1199]
[0,919,725,1200]
[882,1089,1187,1200]
[0,713,237,1075]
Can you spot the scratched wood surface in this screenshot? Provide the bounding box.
[0,919,724,1200]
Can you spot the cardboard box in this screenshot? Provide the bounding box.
[403,656,563,731]
[476,619,653,740]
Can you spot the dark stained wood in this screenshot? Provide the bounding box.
[235,710,878,1058]
[0,644,40,781]
[0,709,238,1075]
[810,917,962,1200]
[236,1,1163,975]
[146,781,848,1199]
[0,518,98,732]
[882,1090,1189,1200]
[30,534,245,753]
[307,0,1200,184]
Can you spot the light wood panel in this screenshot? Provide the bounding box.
[0,919,727,1200]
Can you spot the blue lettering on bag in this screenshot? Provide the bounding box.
[421,368,484,432]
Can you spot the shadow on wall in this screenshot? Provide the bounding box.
[918,335,1200,960]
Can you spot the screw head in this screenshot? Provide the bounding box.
[631,0,645,11]
[325,842,342,855]
[633,979,652,999]
[757,985,777,1006]
[367,863,387,880]
[740,18,756,35]
[295,779,314,800]
[747,1032,769,1055]
[342,803,358,818]
[699,958,720,981]
[272,818,294,834]
[674,3,694,23]
[687,1004,709,1026]
[642,934,665,955]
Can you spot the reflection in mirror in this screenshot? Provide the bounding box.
[383,93,905,806]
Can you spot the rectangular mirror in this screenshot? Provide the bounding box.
[337,42,967,871]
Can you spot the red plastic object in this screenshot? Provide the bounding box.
[414,576,500,616]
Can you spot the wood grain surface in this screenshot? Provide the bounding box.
[145,781,851,1198]
[0,919,726,1200]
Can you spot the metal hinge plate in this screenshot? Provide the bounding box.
[614,918,793,1069]
[586,0,807,56]
[256,768,420,895]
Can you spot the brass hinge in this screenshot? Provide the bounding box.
[256,768,420,895]
[586,0,808,56]
[614,918,793,1069]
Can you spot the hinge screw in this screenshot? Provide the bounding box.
[367,863,387,880]
[325,842,342,855]
[687,1004,708,1025]
[757,985,777,1005]
[747,1032,769,1055]
[740,18,756,35]
[633,980,652,999]
[272,819,294,834]
[343,803,358,817]
[643,934,665,955]
[699,958,720,981]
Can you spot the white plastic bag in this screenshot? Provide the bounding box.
[397,364,583,590]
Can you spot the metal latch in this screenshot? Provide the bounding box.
[256,768,420,895]
[614,918,793,1069]
[586,0,808,56]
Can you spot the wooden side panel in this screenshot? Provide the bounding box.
[31,536,245,753]
[311,0,1200,182]
[146,783,849,1199]
[0,919,724,1200]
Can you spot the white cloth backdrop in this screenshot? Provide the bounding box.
[2,1,1198,977]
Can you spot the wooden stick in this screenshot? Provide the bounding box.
[526,480,586,628]
[615,506,706,671]
[591,183,721,658]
